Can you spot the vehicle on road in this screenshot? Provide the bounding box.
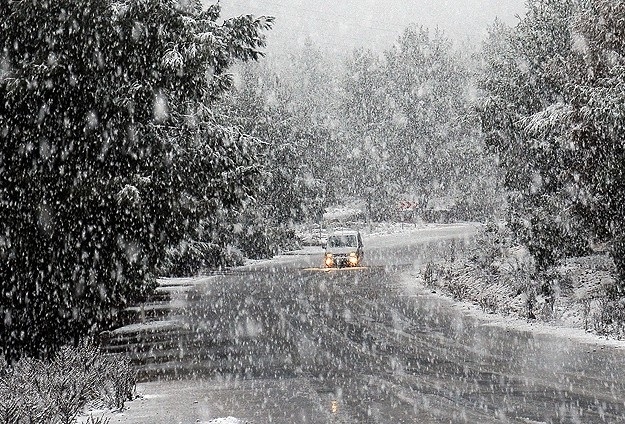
[324,230,363,268]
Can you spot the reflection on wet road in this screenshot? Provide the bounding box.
[105,230,625,423]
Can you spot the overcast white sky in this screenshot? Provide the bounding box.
[216,0,527,55]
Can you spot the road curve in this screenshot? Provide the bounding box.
[97,224,625,423]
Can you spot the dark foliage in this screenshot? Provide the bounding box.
[479,0,625,280]
[159,240,244,277]
[0,0,272,360]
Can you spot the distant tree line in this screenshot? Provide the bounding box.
[340,28,500,220]
[227,30,501,225]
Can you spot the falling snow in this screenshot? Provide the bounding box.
[2,0,625,423]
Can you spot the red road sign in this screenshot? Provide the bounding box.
[398,201,418,211]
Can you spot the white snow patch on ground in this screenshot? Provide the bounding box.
[111,319,184,335]
[323,205,363,221]
[203,418,242,424]
[159,275,219,286]
[402,273,625,349]
[366,221,426,236]
[243,246,324,267]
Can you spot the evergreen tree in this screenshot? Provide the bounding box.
[479,1,590,270]
[342,27,499,221]
[218,60,332,257]
[479,0,625,282]
[223,44,339,217]
[341,48,399,219]
[568,0,625,287]
[0,0,272,360]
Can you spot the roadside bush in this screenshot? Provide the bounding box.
[422,262,437,288]
[595,280,625,338]
[467,221,513,270]
[159,240,244,277]
[425,221,625,338]
[158,224,301,276]
[0,342,135,424]
[238,225,300,260]
[422,222,543,317]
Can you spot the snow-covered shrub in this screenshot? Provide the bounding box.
[592,271,625,338]
[83,415,110,424]
[423,223,543,317]
[554,255,619,334]
[238,226,300,260]
[428,220,625,337]
[445,265,474,300]
[98,354,136,410]
[159,241,244,277]
[422,262,437,288]
[0,342,135,423]
[595,297,625,339]
[611,235,625,294]
[467,222,512,270]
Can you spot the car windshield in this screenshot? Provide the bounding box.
[328,234,358,248]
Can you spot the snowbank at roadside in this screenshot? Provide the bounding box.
[406,270,625,350]
[418,247,625,348]
[205,418,242,424]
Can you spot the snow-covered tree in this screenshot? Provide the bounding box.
[478,1,591,270]
[341,48,399,219]
[342,27,499,221]
[479,0,625,285]
[218,63,326,258]
[220,44,339,244]
[0,0,272,360]
[569,0,625,287]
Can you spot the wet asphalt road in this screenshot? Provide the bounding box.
[105,226,625,423]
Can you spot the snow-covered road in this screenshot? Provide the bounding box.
[87,223,625,423]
